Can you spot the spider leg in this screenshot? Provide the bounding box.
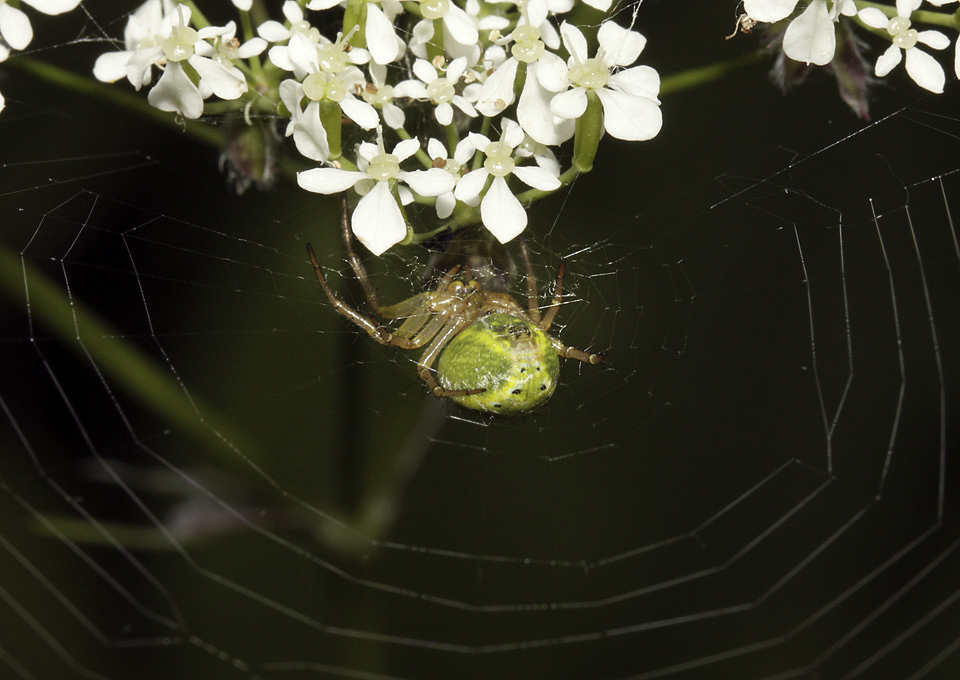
[307,243,399,345]
[539,258,565,331]
[416,320,486,398]
[519,239,541,324]
[550,337,606,365]
[339,192,382,315]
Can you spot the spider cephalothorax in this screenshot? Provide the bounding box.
[306,196,605,415]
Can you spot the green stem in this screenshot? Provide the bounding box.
[471,116,492,171]
[182,0,211,29]
[0,246,255,464]
[444,121,460,159]
[660,49,766,96]
[427,18,446,61]
[8,57,225,148]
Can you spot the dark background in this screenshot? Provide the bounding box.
[1,1,959,678]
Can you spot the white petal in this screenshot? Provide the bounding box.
[127,46,164,89]
[475,57,518,116]
[875,44,902,77]
[502,119,525,148]
[413,59,438,84]
[581,0,612,11]
[400,168,456,196]
[446,56,468,83]
[453,138,476,164]
[293,101,330,161]
[20,0,81,15]
[232,0,253,10]
[267,45,296,72]
[597,21,646,67]
[466,132,491,151]
[451,95,477,117]
[532,52,569,92]
[339,96,380,130]
[905,47,945,92]
[595,88,662,141]
[559,22,588,64]
[189,55,247,100]
[307,0,344,9]
[257,20,290,42]
[366,4,401,64]
[435,191,456,219]
[744,0,799,23]
[783,0,836,66]
[393,137,421,161]
[481,176,527,244]
[237,38,268,58]
[352,182,407,255]
[955,39,960,79]
[512,165,561,191]
[297,167,364,194]
[917,30,950,51]
[518,73,573,146]
[608,65,660,101]
[0,89,5,114]
[896,0,922,17]
[93,50,132,83]
[427,138,447,159]
[288,32,318,73]
[435,102,453,126]
[550,87,588,120]
[454,168,489,202]
[282,0,303,23]
[392,79,430,99]
[148,63,203,119]
[444,4,479,47]
[526,0,548,26]
[0,4,33,50]
[856,7,888,29]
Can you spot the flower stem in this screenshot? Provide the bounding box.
[7,56,225,148]
[660,49,766,96]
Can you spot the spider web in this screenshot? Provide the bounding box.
[1,2,960,679]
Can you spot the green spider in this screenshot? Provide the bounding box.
[306,198,606,415]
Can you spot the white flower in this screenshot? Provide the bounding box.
[306,0,405,65]
[231,0,252,10]
[408,0,502,63]
[145,6,248,119]
[360,63,405,129]
[781,0,856,66]
[0,87,5,114]
[426,137,476,219]
[475,18,552,118]
[298,133,456,255]
[0,0,81,51]
[453,119,561,243]
[541,21,661,143]
[93,0,175,88]
[859,0,950,93]
[394,57,477,126]
[277,32,379,161]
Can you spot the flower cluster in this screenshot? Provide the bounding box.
[87,0,662,255]
[0,0,82,113]
[742,0,960,96]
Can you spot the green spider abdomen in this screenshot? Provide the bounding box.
[436,312,561,415]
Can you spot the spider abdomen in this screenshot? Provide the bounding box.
[436,312,561,415]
